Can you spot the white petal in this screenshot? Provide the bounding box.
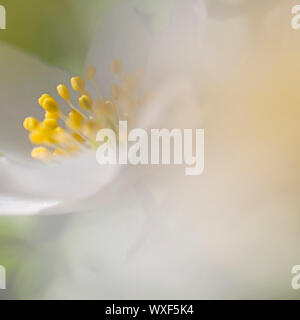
[0,154,120,215]
[87,0,206,129]
[0,43,70,162]
[136,77,202,130]
[147,0,207,83]
[86,2,154,96]
[87,1,207,93]
[0,195,61,216]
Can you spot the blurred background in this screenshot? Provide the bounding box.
[0,0,300,299]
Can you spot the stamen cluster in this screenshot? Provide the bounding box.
[23,60,143,162]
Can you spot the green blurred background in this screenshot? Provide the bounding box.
[0,0,120,73]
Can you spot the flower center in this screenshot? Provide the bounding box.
[23,59,143,162]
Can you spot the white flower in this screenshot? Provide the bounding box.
[2,1,299,300]
[0,0,206,215]
[42,1,300,299]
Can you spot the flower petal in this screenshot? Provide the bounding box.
[0,154,120,215]
[87,2,154,96]
[147,0,207,82]
[0,195,61,216]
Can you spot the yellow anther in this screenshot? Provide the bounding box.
[72,132,85,143]
[82,120,98,138]
[29,131,46,145]
[45,112,59,121]
[78,94,93,110]
[23,117,39,132]
[96,100,115,116]
[53,148,67,157]
[42,98,59,114]
[66,110,83,130]
[69,110,83,122]
[54,127,65,135]
[110,83,120,100]
[38,94,52,107]
[54,128,70,146]
[66,119,80,130]
[66,145,81,154]
[110,59,123,75]
[29,133,40,145]
[71,76,86,92]
[43,119,58,130]
[57,84,70,101]
[53,127,65,143]
[86,66,96,81]
[29,126,54,145]
[31,147,52,161]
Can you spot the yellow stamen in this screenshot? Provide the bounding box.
[29,127,54,145]
[72,132,85,143]
[31,147,52,161]
[66,111,83,130]
[82,120,98,138]
[24,61,142,161]
[23,117,39,132]
[96,100,116,116]
[38,94,52,107]
[45,112,59,121]
[57,84,70,101]
[54,127,84,152]
[61,90,87,119]
[53,148,67,157]
[54,128,71,146]
[43,119,58,130]
[71,76,86,92]
[78,94,93,110]
[42,98,60,114]
[69,110,83,122]
[29,132,44,145]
